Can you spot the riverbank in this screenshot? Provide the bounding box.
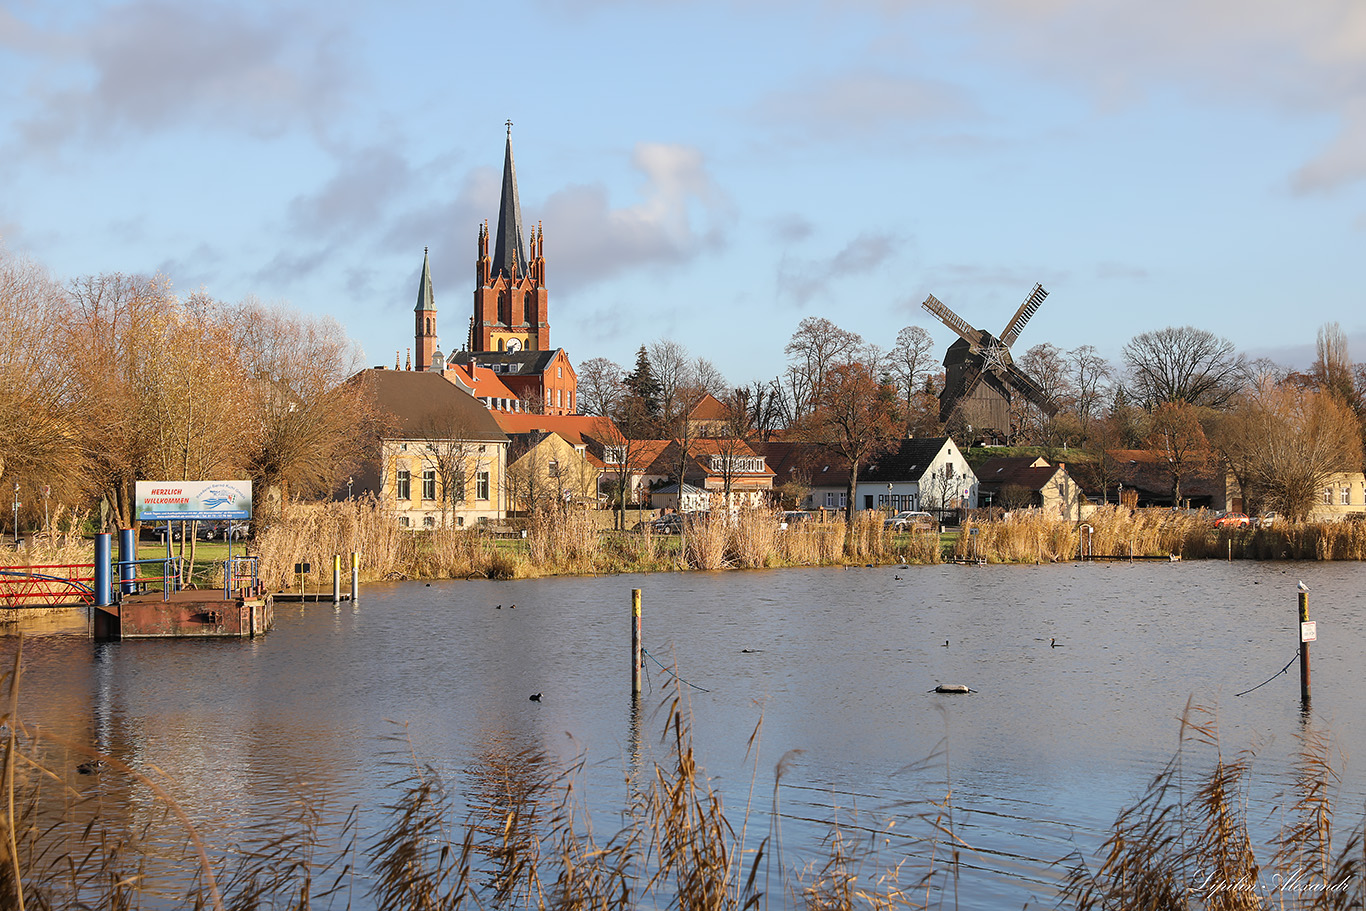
[5,503,1365,595]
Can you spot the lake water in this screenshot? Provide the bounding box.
[10,559,1366,907]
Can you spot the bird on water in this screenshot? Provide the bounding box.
[1051,638,1062,648]
[529,693,542,702]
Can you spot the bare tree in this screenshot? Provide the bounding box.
[802,361,898,524]
[783,317,864,422]
[235,299,375,512]
[0,250,85,512]
[1312,322,1358,408]
[1226,381,1363,522]
[66,272,185,530]
[889,325,935,435]
[692,356,728,398]
[1067,345,1112,435]
[649,339,692,426]
[1015,342,1073,444]
[1122,326,1246,409]
[576,357,624,417]
[1143,401,1212,506]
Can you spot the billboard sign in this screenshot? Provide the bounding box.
[135,481,253,521]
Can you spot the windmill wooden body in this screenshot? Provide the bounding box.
[921,284,1059,443]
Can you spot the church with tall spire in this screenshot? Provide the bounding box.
[470,122,549,355]
[408,124,576,416]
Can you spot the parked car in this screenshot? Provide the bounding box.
[650,514,684,534]
[779,511,810,529]
[885,510,938,531]
[1254,512,1279,528]
[199,520,249,541]
[1214,512,1251,528]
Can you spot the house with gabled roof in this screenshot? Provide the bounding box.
[448,348,578,415]
[685,393,731,437]
[759,441,851,513]
[975,455,1089,520]
[857,437,977,518]
[349,368,508,528]
[491,411,620,510]
[643,438,776,511]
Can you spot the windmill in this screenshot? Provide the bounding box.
[920,283,1059,443]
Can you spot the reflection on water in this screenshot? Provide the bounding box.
[6,560,1366,907]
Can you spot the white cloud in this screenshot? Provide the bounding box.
[543,142,730,293]
[10,1,350,152]
[776,231,899,307]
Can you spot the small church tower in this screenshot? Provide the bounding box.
[414,247,438,370]
[472,123,548,354]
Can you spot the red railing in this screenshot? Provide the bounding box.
[0,564,97,608]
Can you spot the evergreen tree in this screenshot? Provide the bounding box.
[623,345,662,421]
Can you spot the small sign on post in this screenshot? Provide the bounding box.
[1301,621,1317,642]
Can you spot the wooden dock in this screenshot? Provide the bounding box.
[91,590,273,640]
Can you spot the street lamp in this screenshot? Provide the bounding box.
[347,476,354,500]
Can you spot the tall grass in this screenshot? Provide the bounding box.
[1062,700,1366,909]
[0,637,921,910]
[949,506,1366,564]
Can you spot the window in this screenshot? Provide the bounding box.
[548,460,560,478]
[1343,487,1352,506]
[604,446,626,465]
[422,470,436,500]
[476,471,490,500]
[558,366,563,378]
[397,469,411,500]
[824,492,836,508]
[1325,487,1334,505]
[524,290,535,324]
[423,516,435,528]
[398,516,410,528]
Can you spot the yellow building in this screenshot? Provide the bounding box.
[352,369,508,528]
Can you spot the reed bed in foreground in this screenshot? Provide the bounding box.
[7,632,1365,910]
[1062,700,1366,910]
[0,639,923,911]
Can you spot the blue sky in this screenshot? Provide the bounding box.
[3,0,1365,387]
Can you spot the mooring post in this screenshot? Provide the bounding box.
[631,588,642,696]
[350,552,359,603]
[332,554,341,605]
[118,528,135,594]
[95,533,111,607]
[1299,587,1312,705]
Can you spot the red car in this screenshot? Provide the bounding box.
[1214,512,1251,528]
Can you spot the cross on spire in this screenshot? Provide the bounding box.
[505,119,513,137]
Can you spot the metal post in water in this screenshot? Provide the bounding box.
[631,588,642,696]
[350,552,359,603]
[118,528,135,594]
[95,533,111,606]
[332,554,341,605]
[1299,585,1312,705]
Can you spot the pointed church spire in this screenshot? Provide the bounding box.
[414,246,435,313]
[491,121,528,281]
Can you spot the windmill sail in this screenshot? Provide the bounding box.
[921,294,984,347]
[999,284,1048,348]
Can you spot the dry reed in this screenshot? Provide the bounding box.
[1062,700,1366,910]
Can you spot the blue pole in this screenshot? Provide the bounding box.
[95,533,111,606]
[118,528,135,594]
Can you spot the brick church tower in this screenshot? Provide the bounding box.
[413,246,439,370]
[470,124,548,354]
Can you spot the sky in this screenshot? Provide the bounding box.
[3,0,1366,388]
